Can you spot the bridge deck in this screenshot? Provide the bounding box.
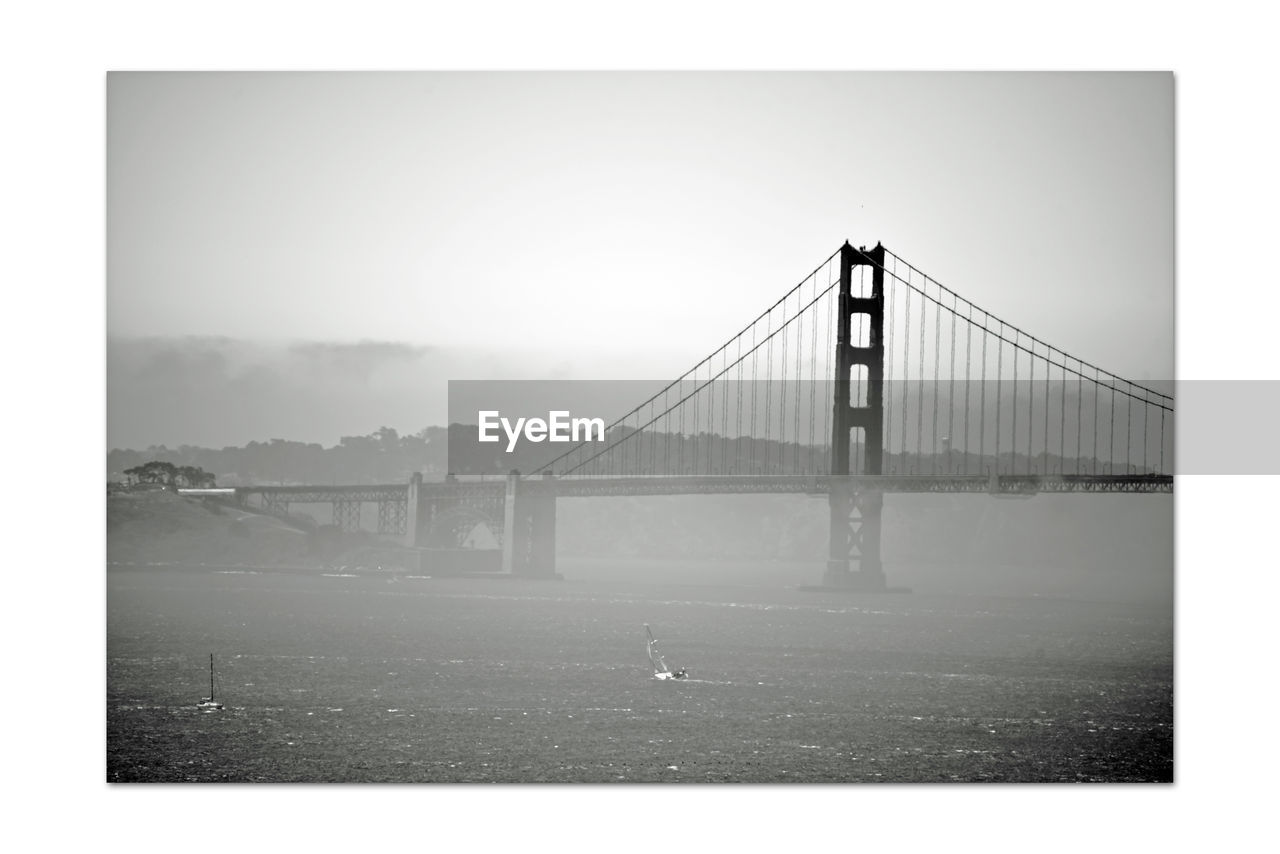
[236,474,1172,501]
[534,474,1173,497]
[235,483,409,503]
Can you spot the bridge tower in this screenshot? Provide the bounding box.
[825,242,887,590]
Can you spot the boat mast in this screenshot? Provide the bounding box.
[209,653,215,700]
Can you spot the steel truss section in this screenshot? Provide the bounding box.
[263,494,290,515]
[237,484,410,505]
[377,498,408,535]
[333,498,361,532]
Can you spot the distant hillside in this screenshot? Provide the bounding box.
[108,424,1153,489]
[106,490,410,570]
[107,427,446,488]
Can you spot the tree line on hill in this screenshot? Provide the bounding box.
[108,427,449,487]
[108,423,1124,489]
[121,460,218,489]
[108,424,847,487]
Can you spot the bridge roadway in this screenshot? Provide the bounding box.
[235,483,410,503]
[528,473,1172,497]
[236,473,1172,503]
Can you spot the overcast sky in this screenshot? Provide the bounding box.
[107,72,1172,448]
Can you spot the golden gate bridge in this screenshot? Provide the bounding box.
[233,242,1173,589]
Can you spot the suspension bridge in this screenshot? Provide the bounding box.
[237,242,1173,589]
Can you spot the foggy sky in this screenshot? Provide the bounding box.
[107,336,681,448]
[107,72,1173,449]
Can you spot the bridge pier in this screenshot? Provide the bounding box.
[825,482,886,590]
[502,472,559,579]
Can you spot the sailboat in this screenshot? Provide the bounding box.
[645,624,687,680]
[197,653,224,710]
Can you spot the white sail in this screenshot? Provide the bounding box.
[197,653,224,709]
[646,624,683,679]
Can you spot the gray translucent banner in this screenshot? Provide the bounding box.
[446,380,1236,478]
[1175,380,1280,474]
[444,379,1280,476]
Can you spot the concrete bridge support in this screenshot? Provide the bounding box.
[827,481,884,588]
[502,472,559,578]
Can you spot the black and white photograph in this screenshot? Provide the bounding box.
[105,70,1176,784]
[9,2,1280,849]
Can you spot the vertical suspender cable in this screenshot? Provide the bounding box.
[1011,331,1019,474]
[649,399,656,474]
[823,266,833,472]
[948,293,956,473]
[678,377,686,475]
[665,391,671,476]
[690,364,698,476]
[1077,361,1083,475]
[1126,382,1133,474]
[901,263,911,471]
[795,283,805,474]
[750,321,759,473]
[1060,356,1067,474]
[995,324,1004,474]
[1142,394,1148,474]
[773,300,783,473]
[1043,348,1051,474]
[808,272,819,473]
[650,400,657,475]
[1109,379,1115,475]
[734,333,743,474]
[932,289,941,474]
[884,262,896,472]
[1027,340,1034,473]
[711,353,721,473]
[1092,369,1099,476]
[704,359,711,475]
[964,306,972,475]
[979,315,988,474]
[764,309,773,473]
[700,361,708,475]
[916,272,926,471]
[721,346,729,474]
[696,367,701,474]
[1160,409,1165,474]
[634,400,641,475]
